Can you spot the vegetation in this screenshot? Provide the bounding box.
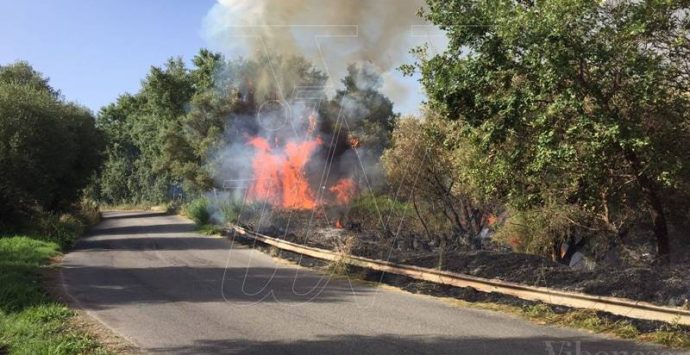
[402,0,690,260]
[0,62,104,228]
[383,112,497,249]
[94,51,396,208]
[0,236,106,354]
[184,197,211,226]
[0,61,106,354]
[442,298,690,349]
[325,63,399,155]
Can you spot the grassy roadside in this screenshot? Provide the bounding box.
[0,236,107,354]
[443,298,690,349]
[354,265,690,349]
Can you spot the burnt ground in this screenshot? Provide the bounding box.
[233,209,690,309]
[228,230,690,338]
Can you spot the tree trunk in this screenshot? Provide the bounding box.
[412,191,432,241]
[624,149,670,259]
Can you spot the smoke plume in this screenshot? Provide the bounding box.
[202,0,438,113]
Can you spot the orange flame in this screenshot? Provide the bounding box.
[335,219,343,229]
[245,112,359,210]
[329,178,356,205]
[247,136,322,209]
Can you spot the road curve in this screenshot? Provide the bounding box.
[62,211,685,355]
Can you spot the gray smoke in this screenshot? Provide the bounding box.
[202,0,445,114]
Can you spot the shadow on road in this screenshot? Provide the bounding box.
[89,223,197,236]
[63,265,373,308]
[101,211,170,220]
[75,236,231,251]
[146,334,672,355]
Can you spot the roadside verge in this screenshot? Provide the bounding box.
[226,223,690,348]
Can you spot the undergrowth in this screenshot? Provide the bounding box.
[0,236,107,354]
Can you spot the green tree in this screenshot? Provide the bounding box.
[412,0,690,258]
[383,113,494,249]
[0,62,103,223]
[0,61,59,97]
[327,63,398,155]
[95,51,333,204]
[96,58,195,204]
[96,94,144,204]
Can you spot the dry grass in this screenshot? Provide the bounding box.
[442,299,690,349]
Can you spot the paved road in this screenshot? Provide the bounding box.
[62,211,685,355]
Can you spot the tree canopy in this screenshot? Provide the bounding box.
[95,50,397,205]
[410,0,690,257]
[0,62,103,225]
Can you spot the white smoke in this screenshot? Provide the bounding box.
[201,0,447,114]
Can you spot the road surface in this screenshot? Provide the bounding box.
[61,211,685,354]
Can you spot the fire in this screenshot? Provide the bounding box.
[335,219,343,229]
[245,112,358,210]
[247,136,322,209]
[329,178,356,205]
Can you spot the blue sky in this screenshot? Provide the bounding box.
[0,0,215,113]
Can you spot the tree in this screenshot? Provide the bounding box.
[0,62,103,224]
[96,51,333,204]
[382,112,494,249]
[327,63,398,156]
[96,58,196,204]
[412,0,690,258]
[96,94,144,204]
[0,61,59,97]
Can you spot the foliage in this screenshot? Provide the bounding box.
[324,63,398,156]
[95,49,398,211]
[11,201,101,251]
[349,192,410,216]
[0,62,104,226]
[492,202,603,259]
[185,197,211,226]
[382,113,496,247]
[412,0,690,256]
[0,236,106,354]
[216,200,246,224]
[96,57,195,205]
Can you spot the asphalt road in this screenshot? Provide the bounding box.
[61,211,686,355]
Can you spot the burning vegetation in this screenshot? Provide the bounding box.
[243,112,356,210]
[91,0,690,311]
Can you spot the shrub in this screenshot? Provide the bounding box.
[185,198,210,226]
[76,198,102,227]
[219,200,255,224]
[30,213,85,250]
[349,193,410,217]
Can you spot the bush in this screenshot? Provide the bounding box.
[219,200,252,224]
[30,214,85,250]
[0,62,103,225]
[349,193,410,216]
[76,198,102,227]
[185,198,210,226]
